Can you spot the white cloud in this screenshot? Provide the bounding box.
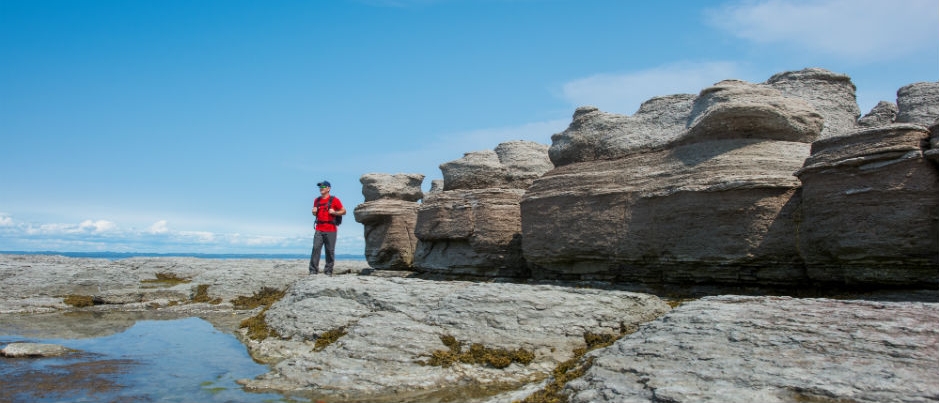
[148,220,169,234]
[707,0,938,61]
[0,214,12,227]
[79,219,117,234]
[560,61,748,114]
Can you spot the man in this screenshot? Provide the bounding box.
[309,180,346,275]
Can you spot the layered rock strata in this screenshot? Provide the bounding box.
[523,77,821,284]
[353,173,424,269]
[411,140,551,276]
[764,68,860,139]
[523,69,938,287]
[795,124,938,285]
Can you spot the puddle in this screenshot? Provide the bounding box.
[0,317,292,403]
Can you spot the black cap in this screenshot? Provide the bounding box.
[317,180,331,188]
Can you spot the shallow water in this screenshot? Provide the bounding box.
[0,317,294,403]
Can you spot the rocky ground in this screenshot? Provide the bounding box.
[1,254,937,403]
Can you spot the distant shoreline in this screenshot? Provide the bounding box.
[0,250,367,261]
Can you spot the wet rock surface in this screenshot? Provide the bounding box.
[1,342,72,357]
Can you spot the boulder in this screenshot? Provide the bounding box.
[413,188,528,277]
[895,81,939,126]
[494,140,554,189]
[682,79,823,143]
[440,149,504,190]
[244,276,671,402]
[354,199,421,269]
[795,124,939,286]
[857,100,898,127]
[440,140,551,190]
[566,296,939,403]
[360,173,424,202]
[765,67,860,139]
[549,94,697,167]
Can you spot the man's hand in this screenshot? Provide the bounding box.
[312,206,318,215]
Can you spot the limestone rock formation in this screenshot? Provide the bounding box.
[412,141,551,276]
[857,100,898,127]
[244,276,671,401]
[414,188,528,277]
[354,173,424,269]
[927,121,939,162]
[521,68,938,288]
[524,74,827,284]
[549,94,696,167]
[360,172,424,202]
[683,79,823,143]
[795,124,938,285]
[429,179,444,193]
[523,140,810,284]
[895,81,939,126]
[765,68,860,139]
[440,140,551,190]
[565,296,939,403]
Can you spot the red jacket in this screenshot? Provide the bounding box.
[314,196,343,232]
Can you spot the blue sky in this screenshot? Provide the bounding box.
[1,0,937,256]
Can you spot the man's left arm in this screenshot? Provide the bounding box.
[333,199,347,216]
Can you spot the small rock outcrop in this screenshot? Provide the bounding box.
[440,140,552,190]
[353,173,424,269]
[566,296,939,403]
[765,68,860,139]
[895,81,939,126]
[548,94,697,167]
[411,140,551,276]
[684,79,823,143]
[857,100,898,127]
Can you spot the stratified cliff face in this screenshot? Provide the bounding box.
[522,69,938,287]
[359,69,938,288]
[795,124,937,285]
[524,77,823,284]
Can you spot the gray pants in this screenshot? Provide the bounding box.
[309,230,337,274]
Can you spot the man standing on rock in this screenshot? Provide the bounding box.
[309,180,346,276]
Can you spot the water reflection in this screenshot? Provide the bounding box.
[0,317,289,402]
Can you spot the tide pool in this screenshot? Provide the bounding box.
[0,317,292,402]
